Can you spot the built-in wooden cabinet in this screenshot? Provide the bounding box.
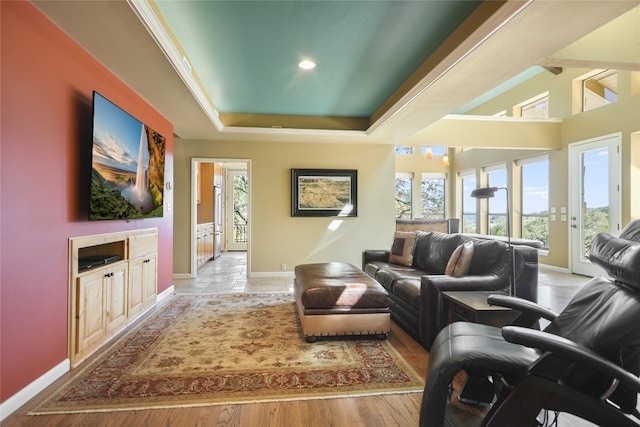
[76,268,106,353]
[196,222,214,267]
[69,229,158,367]
[128,232,158,319]
[105,263,129,333]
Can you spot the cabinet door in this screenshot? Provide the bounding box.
[142,254,158,307]
[196,226,204,266]
[128,257,145,319]
[106,263,128,332]
[77,270,106,352]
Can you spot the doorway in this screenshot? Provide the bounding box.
[191,159,250,277]
[568,133,621,277]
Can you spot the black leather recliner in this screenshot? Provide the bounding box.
[420,219,640,427]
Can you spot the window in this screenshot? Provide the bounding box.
[395,173,413,218]
[460,171,477,233]
[420,146,447,157]
[486,166,507,236]
[583,70,618,112]
[421,174,446,219]
[514,92,549,118]
[395,145,413,154]
[519,155,549,249]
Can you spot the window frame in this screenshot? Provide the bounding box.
[484,164,507,237]
[421,173,446,219]
[459,170,477,233]
[513,92,549,118]
[395,172,413,219]
[518,154,550,250]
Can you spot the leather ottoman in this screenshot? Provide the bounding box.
[294,262,390,342]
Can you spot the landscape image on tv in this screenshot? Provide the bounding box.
[89,92,166,220]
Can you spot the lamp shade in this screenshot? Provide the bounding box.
[470,187,499,199]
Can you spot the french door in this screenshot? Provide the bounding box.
[569,134,621,277]
[226,170,248,251]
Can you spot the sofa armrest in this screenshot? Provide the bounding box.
[511,245,539,304]
[420,274,508,349]
[362,250,389,269]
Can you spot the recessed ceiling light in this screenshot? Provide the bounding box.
[298,59,316,70]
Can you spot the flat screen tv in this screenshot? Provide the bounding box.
[89,91,166,220]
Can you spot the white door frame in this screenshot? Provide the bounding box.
[190,158,251,278]
[568,133,621,277]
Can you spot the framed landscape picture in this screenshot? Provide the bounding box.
[291,169,357,217]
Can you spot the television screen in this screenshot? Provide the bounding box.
[89,91,166,220]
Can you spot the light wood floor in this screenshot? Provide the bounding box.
[3,253,595,427]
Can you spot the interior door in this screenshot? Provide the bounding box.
[569,134,621,277]
[226,170,248,251]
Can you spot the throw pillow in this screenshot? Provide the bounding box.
[445,241,474,277]
[389,231,417,267]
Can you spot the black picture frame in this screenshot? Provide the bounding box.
[291,169,357,217]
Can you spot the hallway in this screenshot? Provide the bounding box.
[174,252,293,294]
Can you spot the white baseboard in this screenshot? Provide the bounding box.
[539,263,570,274]
[157,285,175,302]
[0,359,69,421]
[0,286,176,422]
[249,271,295,278]
[172,273,193,280]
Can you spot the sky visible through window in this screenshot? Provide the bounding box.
[488,169,507,213]
[462,176,476,212]
[522,161,548,214]
[583,148,609,209]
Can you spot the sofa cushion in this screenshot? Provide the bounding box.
[389,231,417,266]
[465,238,506,275]
[414,231,463,274]
[445,241,474,277]
[393,279,422,310]
[375,266,425,292]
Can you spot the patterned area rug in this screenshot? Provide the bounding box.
[32,293,424,414]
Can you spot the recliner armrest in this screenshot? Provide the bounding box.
[488,295,558,321]
[502,326,640,393]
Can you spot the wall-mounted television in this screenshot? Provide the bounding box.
[89,91,166,220]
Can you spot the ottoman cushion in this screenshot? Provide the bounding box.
[295,262,388,310]
[294,262,390,340]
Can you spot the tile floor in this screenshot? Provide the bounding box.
[174,251,293,294]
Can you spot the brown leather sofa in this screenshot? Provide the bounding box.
[363,231,539,349]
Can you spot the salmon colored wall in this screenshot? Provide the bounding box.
[0,2,174,402]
